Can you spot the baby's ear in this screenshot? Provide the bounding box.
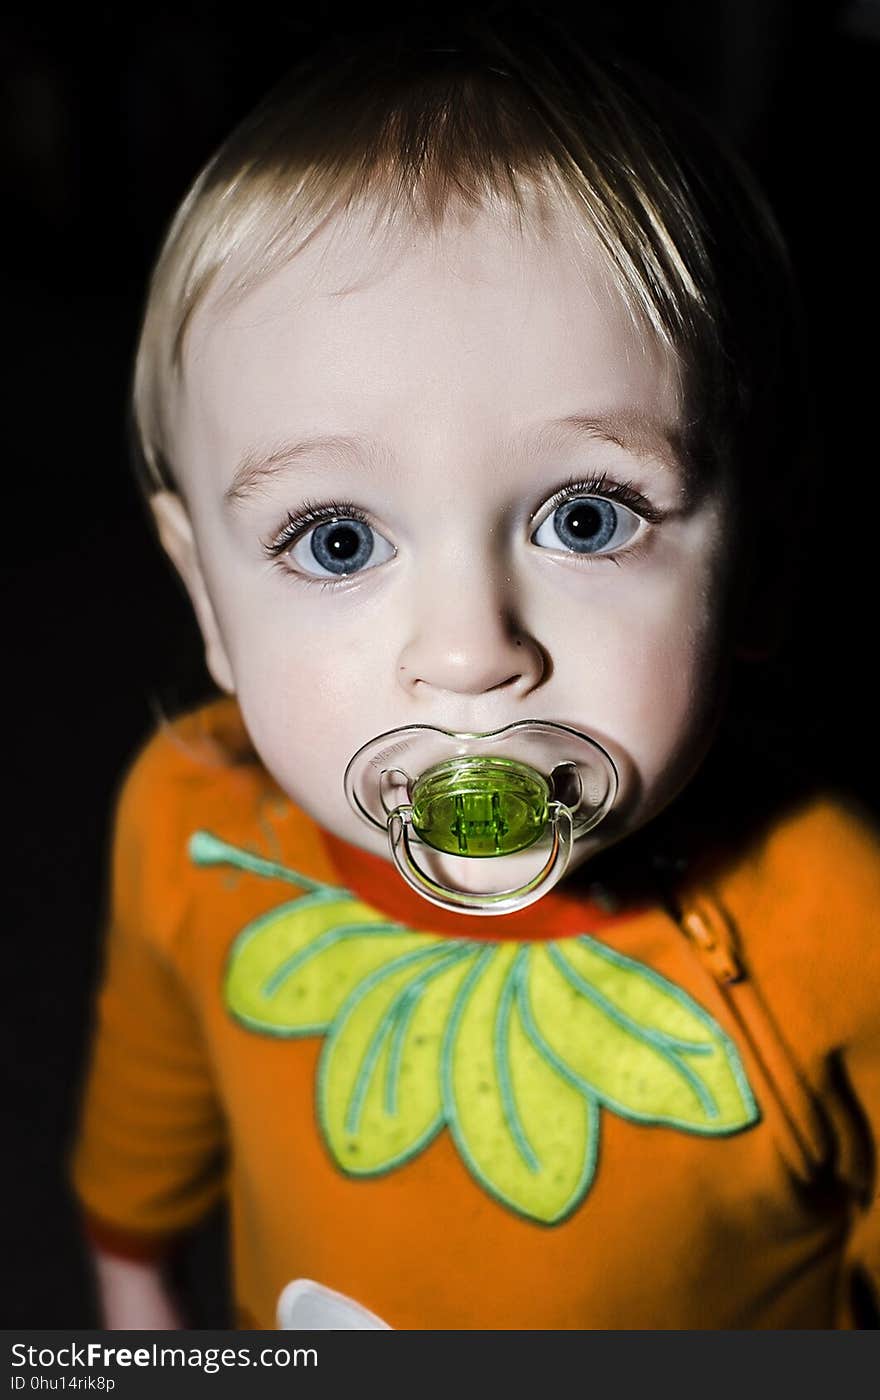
[149,490,236,695]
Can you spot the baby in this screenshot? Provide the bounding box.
[70,12,880,1329]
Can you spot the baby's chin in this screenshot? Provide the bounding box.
[305,785,646,901]
[264,711,726,908]
[270,730,669,902]
[410,826,628,899]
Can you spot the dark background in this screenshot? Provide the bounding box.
[2,0,878,1327]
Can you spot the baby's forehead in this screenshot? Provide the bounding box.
[176,202,683,489]
[189,201,625,362]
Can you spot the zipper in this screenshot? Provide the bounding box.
[658,868,832,1180]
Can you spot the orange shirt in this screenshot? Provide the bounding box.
[69,698,880,1329]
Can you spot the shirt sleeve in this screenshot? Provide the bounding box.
[68,732,228,1262]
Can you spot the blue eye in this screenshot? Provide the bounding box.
[531,496,642,556]
[289,516,395,578]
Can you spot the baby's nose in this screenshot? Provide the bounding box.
[396,565,545,701]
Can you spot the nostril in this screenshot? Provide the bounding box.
[396,624,546,697]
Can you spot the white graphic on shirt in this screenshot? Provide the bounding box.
[276,1277,393,1330]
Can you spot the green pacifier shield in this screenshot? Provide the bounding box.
[409,757,550,858]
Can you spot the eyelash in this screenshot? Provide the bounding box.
[532,472,662,525]
[260,475,663,585]
[530,473,663,569]
[262,499,373,589]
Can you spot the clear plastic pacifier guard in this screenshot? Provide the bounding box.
[343,721,618,916]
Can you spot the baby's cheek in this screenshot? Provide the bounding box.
[623,627,704,733]
[587,566,723,782]
[228,610,388,802]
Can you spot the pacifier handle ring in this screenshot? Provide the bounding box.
[387,804,574,916]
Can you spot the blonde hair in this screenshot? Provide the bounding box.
[131,8,807,520]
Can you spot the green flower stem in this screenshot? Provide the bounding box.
[190,829,350,897]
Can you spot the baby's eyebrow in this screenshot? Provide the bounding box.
[530,411,694,486]
[224,433,383,510]
[223,411,693,511]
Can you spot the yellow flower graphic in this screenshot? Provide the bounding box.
[191,830,759,1225]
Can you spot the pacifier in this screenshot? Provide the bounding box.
[343,721,618,915]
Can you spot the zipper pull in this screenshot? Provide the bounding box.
[678,894,744,985]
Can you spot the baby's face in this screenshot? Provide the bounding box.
[162,203,735,884]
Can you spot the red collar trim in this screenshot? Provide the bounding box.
[319,828,651,942]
